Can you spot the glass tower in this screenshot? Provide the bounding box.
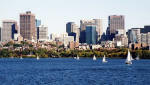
[86,25,97,44]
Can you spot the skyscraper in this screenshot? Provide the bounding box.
[108,15,125,35]
[1,20,18,42]
[66,22,80,42]
[128,28,141,44]
[36,19,41,27]
[86,25,97,44]
[37,25,49,41]
[93,19,103,40]
[20,11,37,41]
[80,19,103,43]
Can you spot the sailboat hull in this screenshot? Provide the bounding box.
[125,61,132,64]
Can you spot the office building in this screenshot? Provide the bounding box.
[66,22,80,42]
[1,20,18,42]
[37,25,49,41]
[86,25,97,44]
[93,19,103,40]
[147,32,150,45]
[107,15,125,38]
[80,19,103,43]
[141,33,147,44]
[128,28,141,44]
[114,34,128,47]
[20,11,37,41]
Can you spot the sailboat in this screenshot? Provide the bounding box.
[76,55,80,60]
[102,55,107,63]
[36,55,40,60]
[20,56,23,59]
[125,50,132,64]
[135,55,140,60]
[93,55,96,60]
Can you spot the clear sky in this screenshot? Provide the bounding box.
[0,0,150,34]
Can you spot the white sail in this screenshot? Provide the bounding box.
[135,55,140,60]
[102,55,107,63]
[93,55,96,60]
[37,55,40,60]
[20,56,23,59]
[76,55,80,60]
[125,50,132,64]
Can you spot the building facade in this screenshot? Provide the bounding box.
[80,19,103,43]
[1,20,18,42]
[66,22,80,42]
[141,33,147,44]
[107,15,125,36]
[37,25,49,41]
[85,25,97,44]
[128,28,141,44]
[20,11,37,41]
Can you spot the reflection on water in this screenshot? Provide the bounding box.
[0,58,150,85]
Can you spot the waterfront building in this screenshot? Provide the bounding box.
[69,41,79,49]
[80,19,103,43]
[101,41,115,48]
[63,36,74,47]
[128,28,141,44]
[114,34,128,47]
[37,25,49,41]
[85,25,97,44]
[50,33,59,41]
[147,32,150,45]
[50,33,74,47]
[1,20,18,42]
[20,11,37,41]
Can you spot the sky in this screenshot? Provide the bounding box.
[0,0,150,34]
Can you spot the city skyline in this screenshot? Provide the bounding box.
[0,0,150,34]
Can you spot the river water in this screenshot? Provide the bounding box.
[0,58,149,85]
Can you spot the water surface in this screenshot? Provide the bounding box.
[0,58,150,85]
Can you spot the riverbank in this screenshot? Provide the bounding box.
[1,48,150,59]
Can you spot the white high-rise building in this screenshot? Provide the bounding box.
[37,25,49,41]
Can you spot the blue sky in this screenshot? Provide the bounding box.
[0,0,150,34]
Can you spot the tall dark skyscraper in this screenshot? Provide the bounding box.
[20,11,37,41]
[66,22,74,34]
[108,15,125,35]
[86,25,97,44]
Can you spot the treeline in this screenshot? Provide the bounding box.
[0,48,150,59]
